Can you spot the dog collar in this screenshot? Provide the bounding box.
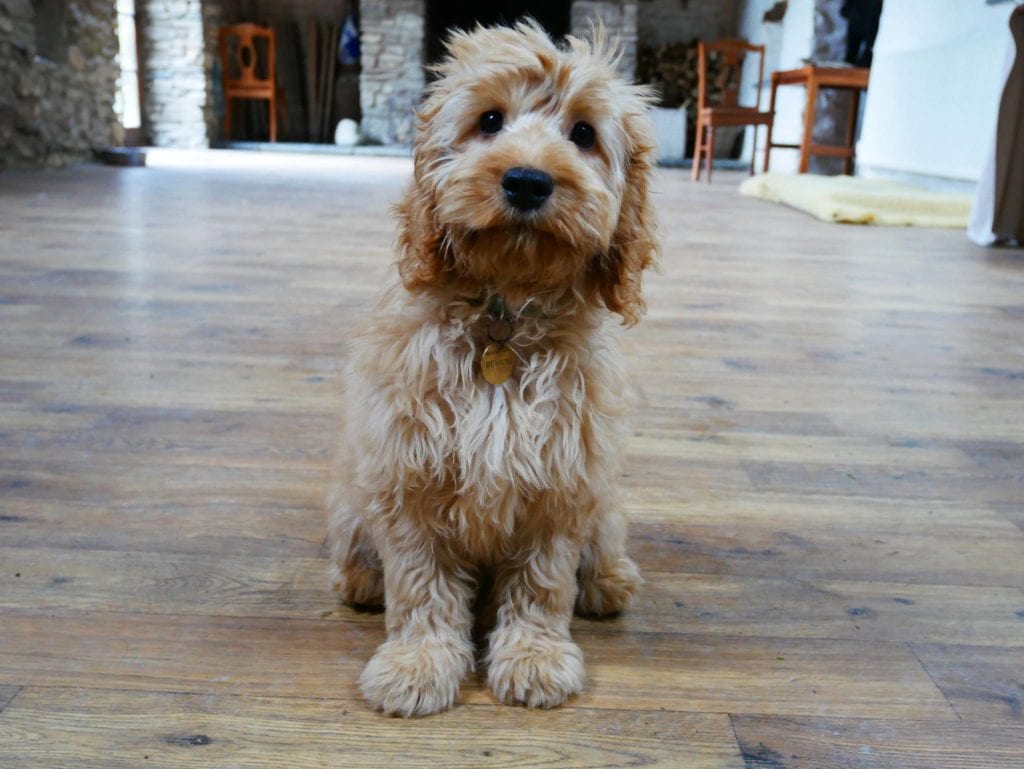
[460,293,541,386]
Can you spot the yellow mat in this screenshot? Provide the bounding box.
[739,173,973,228]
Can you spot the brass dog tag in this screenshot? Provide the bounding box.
[481,343,516,385]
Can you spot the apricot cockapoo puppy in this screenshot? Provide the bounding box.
[328,21,658,716]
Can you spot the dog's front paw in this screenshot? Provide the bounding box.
[576,555,642,616]
[487,633,584,708]
[360,637,472,717]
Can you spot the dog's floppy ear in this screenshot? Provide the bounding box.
[593,109,659,327]
[395,101,452,291]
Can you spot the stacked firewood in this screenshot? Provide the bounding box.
[637,40,731,157]
[636,40,730,111]
[299,20,341,143]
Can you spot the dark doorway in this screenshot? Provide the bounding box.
[425,1,572,69]
[841,0,883,68]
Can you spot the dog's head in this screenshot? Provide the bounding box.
[396,21,658,325]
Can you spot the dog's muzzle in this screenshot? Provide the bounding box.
[501,167,554,212]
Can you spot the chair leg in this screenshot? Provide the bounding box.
[705,126,715,183]
[799,80,818,173]
[691,118,704,182]
[749,125,758,176]
[764,78,778,173]
[224,98,233,142]
[844,89,861,175]
[269,95,277,143]
[276,88,288,141]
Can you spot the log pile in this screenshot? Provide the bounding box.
[259,20,341,143]
[299,20,341,143]
[636,40,730,111]
[637,40,733,158]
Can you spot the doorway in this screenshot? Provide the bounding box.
[425,1,572,70]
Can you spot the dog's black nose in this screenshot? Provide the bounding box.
[501,167,554,211]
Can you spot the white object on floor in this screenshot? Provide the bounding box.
[741,172,974,228]
[334,119,359,147]
[650,107,686,166]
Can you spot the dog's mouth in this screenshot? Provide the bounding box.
[444,220,595,294]
[434,160,616,267]
[447,199,574,249]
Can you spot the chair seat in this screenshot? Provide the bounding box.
[699,107,774,126]
[224,83,275,98]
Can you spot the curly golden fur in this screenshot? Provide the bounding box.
[328,21,658,717]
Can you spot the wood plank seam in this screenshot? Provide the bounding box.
[0,683,760,717]
[8,604,1009,651]
[0,686,23,715]
[906,644,963,721]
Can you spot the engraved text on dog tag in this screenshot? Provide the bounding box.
[481,343,516,385]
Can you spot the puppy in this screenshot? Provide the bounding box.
[328,20,658,716]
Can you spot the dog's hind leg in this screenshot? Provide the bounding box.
[328,500,385,608]
[575,504,642,617]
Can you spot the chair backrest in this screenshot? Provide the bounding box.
[697,38,765,111]
[219,23,275,91]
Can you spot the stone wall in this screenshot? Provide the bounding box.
[358,0,424,146]
[203,1,222,142]
[637,0,742,46]
[809,0,848,173]
[139,0,220,147]
[571,0,638,78]
[0,0,119,168]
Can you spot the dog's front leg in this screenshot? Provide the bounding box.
[486,537,585,708]
[359,527,474,717]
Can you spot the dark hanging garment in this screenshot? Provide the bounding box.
[841,0,884,68]
[971,5,1024,246]
[993,6,1024,242]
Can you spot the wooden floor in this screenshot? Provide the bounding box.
[1,151,1023,768]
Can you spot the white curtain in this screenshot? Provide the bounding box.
[857,0,1015,181]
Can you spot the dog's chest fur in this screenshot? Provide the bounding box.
[351,296,625,552]
[425,313,592,497]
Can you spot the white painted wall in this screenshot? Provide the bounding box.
[857,0,1015,183]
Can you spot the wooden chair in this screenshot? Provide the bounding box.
[219,23,277,142]
[691,38,773,182]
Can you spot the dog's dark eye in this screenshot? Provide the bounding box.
[480,110,504,135]
[569,121,596,150]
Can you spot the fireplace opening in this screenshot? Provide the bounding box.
[425,1,572,71]
[216,0,361,144]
